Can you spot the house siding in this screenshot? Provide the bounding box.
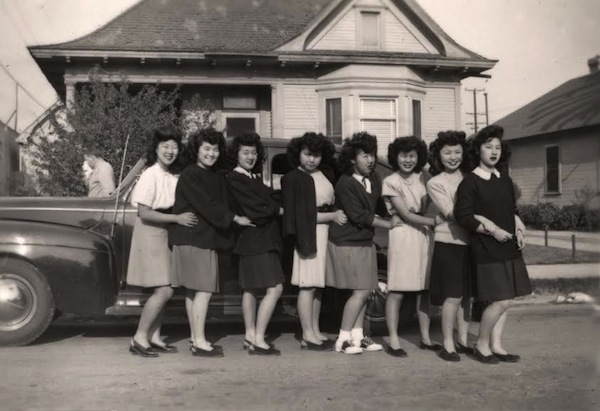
[510,128,600,206]
[422,86,458,145]
[312,9,356,50]
[384,10,428,53]
[282,84,318,138]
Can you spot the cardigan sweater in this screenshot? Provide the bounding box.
[328,172,383,247]
[169,164,235,250]
[226,170,282,256]
[426,171,469,245]
[455,170,520,263]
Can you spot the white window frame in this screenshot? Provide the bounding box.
[220,112,260,137]
[357,10,383,50]
[325,97,343,141]
[544,144,561,195]
[359,96,398,151]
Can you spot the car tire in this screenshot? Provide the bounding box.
[0,259,55,346]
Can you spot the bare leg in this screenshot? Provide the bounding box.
[456,302,470,347]
[441,297,461,352]
[255,284,283,349]
[133,286,174,347]
[149,310,166,345]
[386,291,404,350]
[191,291,213,350]
[353,304,367,329]
[491,311,509,355]
[340,290,370,331]
[476,300,511,356]
[298,287,320,344]
[185,291,194,342]
[312,289,327,341]
[416,293,432,345]
[242,291,257,344]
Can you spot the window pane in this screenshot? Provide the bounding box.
[361,12,379,47]
[326,98,342,142]
[223,95,257,109]
[412,100,422,139]
[545,146,560,192]
[226,117,256,137]
[360,119,396,157]
[360,98,396,118]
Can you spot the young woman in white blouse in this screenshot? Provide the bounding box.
[127,125,198,357]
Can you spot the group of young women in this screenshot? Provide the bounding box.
[125,123,531,364]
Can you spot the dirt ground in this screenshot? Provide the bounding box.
[0,303,598,411]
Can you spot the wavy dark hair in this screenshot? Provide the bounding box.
[387,136,428,173]
[466,125,511,172]
[286,132,335,169]
[182,128,226,169]
[227,132,265,174]
[427,130,468,176]
[338,132,378,175]
[145,124,183,174]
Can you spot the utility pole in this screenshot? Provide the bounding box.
[465,88,488,133]
[484,92,489,126]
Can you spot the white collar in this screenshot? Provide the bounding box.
[352,173,372,193]
[234,166,255,179]
[473,166,500,180]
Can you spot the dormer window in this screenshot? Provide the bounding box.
[360,11,380,49]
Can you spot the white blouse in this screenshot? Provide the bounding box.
[131,163,179,210]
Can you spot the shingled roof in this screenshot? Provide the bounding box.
[495,71,600,141]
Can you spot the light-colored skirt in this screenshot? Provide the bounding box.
[170,245,219,292]
[387,224,433,291]
[326,243,377,290]
[127,217,171,288]
[291,224,329,288]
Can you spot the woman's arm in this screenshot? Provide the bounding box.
[138,204,197,227]
[316,210,347,225]
[388,195,435,227]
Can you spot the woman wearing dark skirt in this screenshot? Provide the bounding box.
[226,133,284,356]
[455,125,531,364]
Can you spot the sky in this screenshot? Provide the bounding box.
[0,0,598,135]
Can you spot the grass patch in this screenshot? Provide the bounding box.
[523,244,600,265]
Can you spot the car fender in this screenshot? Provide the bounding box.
[0,220,118,315]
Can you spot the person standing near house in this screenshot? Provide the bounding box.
[282,132,346,351]
[455,125,531,364]
[326,132,389,355]
[84,149,116,197]
[226,133,285,356]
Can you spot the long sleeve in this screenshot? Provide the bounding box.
[227,173,279,226]
[427,179,454,219]
[336,178,374,228]
[455,175,482,232]
[282,169,317,256]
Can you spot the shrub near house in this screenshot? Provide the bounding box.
[517,203,600,231]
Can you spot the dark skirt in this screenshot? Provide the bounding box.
[239,251,285,290]
[170,245,219,292]
[325,243,378,290]
[475,256,532,302]
[429,242,471,306]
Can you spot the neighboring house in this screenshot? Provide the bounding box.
[0,121,20,196]
[495,56,600,207]
[28,0,496,155]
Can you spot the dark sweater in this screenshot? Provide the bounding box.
[455,171,520,263]
[226,170,281,256]
[169,164,235,250]
[328,172,383,247]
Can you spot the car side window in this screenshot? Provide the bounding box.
[271,153,293,191]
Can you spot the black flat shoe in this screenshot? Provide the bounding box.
[386,346,407,358]
[493,352,520,363]
[250,345,281,356]
[150,342,178,353]
[243,339,274,350]
[473,347,499,364]
[438,347,460,362]
[191,345,224,358]
[129,339,158,358]
[300,339,332,351]
[419,341,442,352]
[456,342,470,354]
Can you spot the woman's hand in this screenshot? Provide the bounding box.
[516,230,525,250]
[491,227,513,243]
[332,210,348,225]
[176,212,198,227]
[234,215,256,227]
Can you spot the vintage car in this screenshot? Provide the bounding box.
[0,138,415,346]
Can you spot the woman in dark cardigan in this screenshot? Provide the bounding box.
[169,128,253,358]
[455,125,531,364]
[226,133,284,356]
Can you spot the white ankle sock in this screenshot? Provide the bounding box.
[338,330,351,341]
[351,328,364,342]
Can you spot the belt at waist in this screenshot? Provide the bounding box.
[316,204,335,212]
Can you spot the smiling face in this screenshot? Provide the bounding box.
[439,144,463,173]
[197,141,220,168]
[156,139,179,169]
[397,150,418,175]
[479,137,502,170]
[352,149,375,177]
[299,147,322,173]
[237,144,258,172]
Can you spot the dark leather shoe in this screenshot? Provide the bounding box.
[150,342,178,353]
[438,347,461,362]
[473,347,500,364]
[493,352,520,363]
[419,341,442,352]
[129,339,158,358]
[456,342,470,354]
[386,346,408,358]
[191,345,224,358]
[250,345,281,356]
[300,339,332,351]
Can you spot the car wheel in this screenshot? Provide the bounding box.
[0,259,55,346]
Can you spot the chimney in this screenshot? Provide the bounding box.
[588,55,600,74]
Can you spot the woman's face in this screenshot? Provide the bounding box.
[352,149,375,176]
[397,149,418,174]
[155,139,179,168]
[299,147,322,173]
[439,144,463,173]
[197,141,220,168]
[479,137,502,169]
[237,144,258,172]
